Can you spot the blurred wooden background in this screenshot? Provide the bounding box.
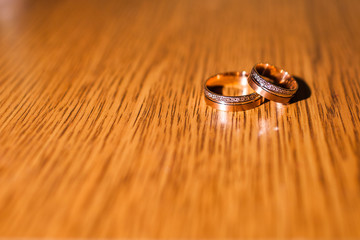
[0,0,360,238]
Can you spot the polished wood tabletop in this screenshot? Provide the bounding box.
[0,0,360,238]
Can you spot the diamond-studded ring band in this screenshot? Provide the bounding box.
[248,63,298,103]
[204,71,264,111]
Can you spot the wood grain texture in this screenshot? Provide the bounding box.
[0,0,360,238]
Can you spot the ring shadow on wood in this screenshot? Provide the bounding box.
[289,76,311,104]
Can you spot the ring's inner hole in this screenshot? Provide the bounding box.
[207,74,255,96]
[255,64,297,89]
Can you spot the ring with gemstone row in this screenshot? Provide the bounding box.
[247,63,298,103]
[204,71,264,111]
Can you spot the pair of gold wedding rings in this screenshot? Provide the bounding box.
[204,63,298,111]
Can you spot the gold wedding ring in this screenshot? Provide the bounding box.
[204,71,264,111]
[248,63,298,103]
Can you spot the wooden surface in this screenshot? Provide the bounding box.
[0,0,360,238]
